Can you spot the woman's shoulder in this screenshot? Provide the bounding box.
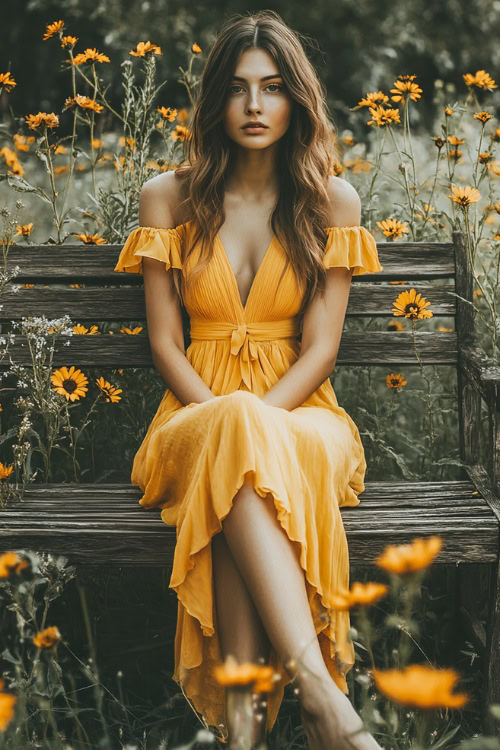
[324,175,361,227]
[139,170,191,229]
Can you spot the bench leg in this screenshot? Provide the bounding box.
[484,558,500,735]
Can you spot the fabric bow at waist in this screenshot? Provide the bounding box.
[189,318,301,390]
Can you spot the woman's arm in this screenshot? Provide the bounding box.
[140,173,217,406]
[261,177,360,411]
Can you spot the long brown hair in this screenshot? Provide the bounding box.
[173,9,342,316]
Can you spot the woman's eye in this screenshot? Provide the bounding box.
[229,83,283,94]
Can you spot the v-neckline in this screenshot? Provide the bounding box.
[216,232,275,313]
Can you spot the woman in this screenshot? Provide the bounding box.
[114,9,384,749]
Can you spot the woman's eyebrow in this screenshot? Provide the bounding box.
[231,74,283,81]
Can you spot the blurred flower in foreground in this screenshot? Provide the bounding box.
[376,536,443,574]
[372,664,469,708]
[0,679,16,731]
[214,654,278,693]
[331,581,388,610]
[0,551,28,576]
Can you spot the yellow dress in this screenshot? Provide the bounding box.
[114,220,383,741]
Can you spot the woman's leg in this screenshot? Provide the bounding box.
[212,529,271,747]
[220,483,382,750]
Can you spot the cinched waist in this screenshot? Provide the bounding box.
[190,318,300,358]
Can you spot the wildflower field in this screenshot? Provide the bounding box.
[0,11,499,750]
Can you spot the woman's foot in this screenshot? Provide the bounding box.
[296,672,383,750]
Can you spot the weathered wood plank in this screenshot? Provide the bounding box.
[1,331,459,367]
[5,242,456,280]
[1,282,457,321]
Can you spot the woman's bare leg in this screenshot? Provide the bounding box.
[212,529,270,747]
[220,483,382,750]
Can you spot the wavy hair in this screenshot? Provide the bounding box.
[172,9,342,316]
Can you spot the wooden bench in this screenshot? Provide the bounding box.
[1,229,499,732]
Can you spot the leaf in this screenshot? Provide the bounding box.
[1,647,22,666]
[430,724,460,747]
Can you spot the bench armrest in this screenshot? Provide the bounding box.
[459,344,500,496]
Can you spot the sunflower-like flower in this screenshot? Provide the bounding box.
[0,551,28,577]
[171,125,191,142]
[386,373,408,389]
[330,581,388,611]
[74,232,106,245]
[42,20,64,41]
[72,324,100,335]
[157,106,178,122]
[64,95,104,114]
[392,288,433,321]
[448,185,481,208]
[0,679,16,731]
[353,91,390,109]
[372,664,469,709]
[16,223,34,236]
[367,105,401,127]
[25,112,59,130]
[376,218,409,240]
[376,536,443,574]
[463,70,497,92]
[61,35,78,48]
[474,111,493,124]
[129,41,162,57]
[13,133,35,152]
[214,654,278,693]
[120,326,143,334]
[32,626,62,649]
[192,42,202,54]
[51,365,89,402]
[96,377,123,403]
[443,106,455,117]
[0,463,14,481]
[390,75,423,104]
[387,320,406,331]
[72,48,110,65]
[0,72,17,93]
[0,147,24,177]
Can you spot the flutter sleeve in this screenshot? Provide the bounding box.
[323,225,383,275]
[114,226,183,274]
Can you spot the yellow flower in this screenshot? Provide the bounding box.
[478,151,493,164]
[157,106,178,122]
[61,35,78,48]
[118,136,135,149]
[376,536,443,574]
[23,283,34,288]
[448,135,464,146]
[53,144,68,154]
[16,223,34,236]
[0,551,28,576]
[129,41,162,57]
[376,218,409,240]
[367,105,401,127]
[54,165,70,175]
[91,138,102,148]
[390,75,423,104]
[72,324,100,335]
[96,377,123,403]
[120,326,143,334]
[64,95,104,114]
[192,42,202,54]
[392,288,433,321]
[436,325,453,331]
[213,654,277,693]
[0,147,24,177]
[33,626,62,648]
[330,581,388,611]
[171,125,191,142]
[72,48,110,65]
[443,106,455,117]
[463,70,497,92]
[25,112,59,130]
[474,111,493,123]
[74,232,106,245]
[372,664,469,709]
[13,133,35,151]
[448,185,481,208]
[354,91,390,109]
[0,681,16,731]
[42,20,64,41]
[0,72,17,92]
[386,373,407,389]
[51,366,89,402]
[387,320,406,331]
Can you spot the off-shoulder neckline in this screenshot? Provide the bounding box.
[133,222,369,233]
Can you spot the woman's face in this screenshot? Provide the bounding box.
[222,47,292,150]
